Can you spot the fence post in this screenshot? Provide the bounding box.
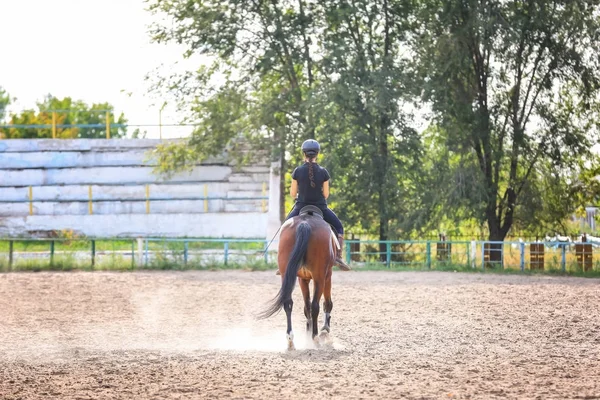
[346,240,351,264]
[481,241,486,270]
[426,241,431,269]
[520,242,525,271]
[50,241,55,267]
[224,242,229,265]
[159,103,164,140]
[8,241,13,271]
[561,244,566,272]
[466,241,470,268]
[144,239,149,267]
[136,238,143,268]
[184,241,189,266]
[131,240,135,270]
[105,111,110,139]
[91,240,96,269]
[386,242,391,268]
[52,111,57,138]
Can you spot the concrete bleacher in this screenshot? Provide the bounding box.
[0,139,281,239]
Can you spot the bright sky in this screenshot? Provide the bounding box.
[0,0,196,138]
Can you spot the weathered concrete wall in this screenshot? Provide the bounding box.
[0,214,267,238]
[0,139,160,153]
[0,166,240,186]
[0,139,280,238]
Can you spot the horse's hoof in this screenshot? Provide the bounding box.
[275,270,281,275]
[313,336,321,348]
[287,332,295,351]
[319,331,333,345]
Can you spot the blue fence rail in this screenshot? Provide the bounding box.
[0,238,598,273]
[0,196,268,203]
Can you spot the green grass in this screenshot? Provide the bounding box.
[0,240,135,252]
[0,252,276,272]
[0,239,266,253]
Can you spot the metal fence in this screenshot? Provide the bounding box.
[0,111,196,140]
[1,238,599,274]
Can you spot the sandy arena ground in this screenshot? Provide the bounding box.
[1,270,599,399]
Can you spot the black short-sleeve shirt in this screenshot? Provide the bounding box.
[292,162,330,205]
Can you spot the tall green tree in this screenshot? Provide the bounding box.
[312,0,425,246]
[413,0,600,246]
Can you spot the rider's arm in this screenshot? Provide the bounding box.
[322,180,329,199]
[290,179,298,199]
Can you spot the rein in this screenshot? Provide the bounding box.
[262,204,296,255]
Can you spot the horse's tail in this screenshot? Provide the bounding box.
[258,221,311,319]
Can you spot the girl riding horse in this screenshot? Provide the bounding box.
[286,139,350,270]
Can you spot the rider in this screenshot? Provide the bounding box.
[286,139,350,270]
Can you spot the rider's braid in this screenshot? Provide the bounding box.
[308,157,316,188]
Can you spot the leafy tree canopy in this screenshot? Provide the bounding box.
[0,94,127,139]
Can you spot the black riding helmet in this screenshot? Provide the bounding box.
[301,139,320,158]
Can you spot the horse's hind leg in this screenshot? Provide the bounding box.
[311,281,324,342]
[299,278,311,334]
[283,297,295,351]
[321,274,333,333]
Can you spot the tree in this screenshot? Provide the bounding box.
[1,95,128,139]
[147,0,427,243]
[413,0,600,248]
[310,0,426,248]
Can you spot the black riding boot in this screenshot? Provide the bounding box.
[335,234,351,271]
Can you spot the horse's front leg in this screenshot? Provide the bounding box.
[299,278,311,335]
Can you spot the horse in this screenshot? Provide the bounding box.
[259,205,339,350]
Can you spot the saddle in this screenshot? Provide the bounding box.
[299,205,323,219]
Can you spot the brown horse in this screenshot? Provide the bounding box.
[259,206,338,350]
